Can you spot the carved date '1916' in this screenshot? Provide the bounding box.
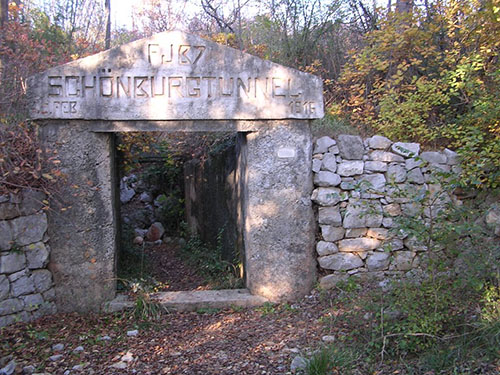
[289,100,316,115]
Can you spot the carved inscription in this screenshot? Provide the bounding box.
[30,37,323,119]
[148,43,206,66]
[289,100,316,115]
[46,75,305,101]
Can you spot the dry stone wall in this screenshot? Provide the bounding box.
[0,189,57,327]
[311,134,464,289]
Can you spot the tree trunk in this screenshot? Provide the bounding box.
[0,0,7,26]
[395,0,413,13]
[105,0,111,49]
[0,0,8,81]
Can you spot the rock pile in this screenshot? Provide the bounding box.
[119,173,177,246]
[0,189,56,327]
[311,135,463,288]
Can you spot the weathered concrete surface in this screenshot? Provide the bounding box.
[39,122,117,312]
[28,31,323,121]
[243,121,316,301]
[155,289,268,311]
[91,120,262,133]
[104,289,268,313]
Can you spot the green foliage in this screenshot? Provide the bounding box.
[243,1,345,72]
[229,304,244,312]
[334,278,361,304]
[338,1,500,188]
[140,157,184,235]
[482,284,500,323]
[8,243,23,254]
[132,292,166,321]
[313,169,500,371]
[28,8,72,59]
[280,303,298,313]
[26,326,49,341]
[195,307,220,314]
[117,136,185,236]
[380,279,460,355]
[256,302,276,316]
[311,113,358,138]
[372,169,500,355]
[181,230,243,289]
[140,151,182,192]
[116,278,167,321]
[304,345,355,375]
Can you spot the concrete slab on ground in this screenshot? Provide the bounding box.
[103,289,268,313]
[154,289,269,312]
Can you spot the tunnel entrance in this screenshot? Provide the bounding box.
[116,131,245,293]
[29,30,321,312]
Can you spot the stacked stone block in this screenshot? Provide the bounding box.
[311,134,461,289]
[0,189,56,327]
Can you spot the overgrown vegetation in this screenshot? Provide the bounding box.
[304,345,356,375]
[0,119,62,195]
[307,274,500,374]
[181,230,243,290]
[336,1,500,188]
[0,3,73,197]
[140,159,184,236]
[117,223,151,289]
[3,0,498,191]
[305,169,500,374]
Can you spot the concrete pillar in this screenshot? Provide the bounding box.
[243,120,316,301]
[39,122,117,312]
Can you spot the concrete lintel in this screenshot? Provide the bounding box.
[91,120,262,133]
[28,31,324,121]
[35,119,314,133]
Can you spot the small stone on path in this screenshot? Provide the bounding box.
[110,361,128,369]
[0,360,16,375]
[52,343,64,352]
[121,351,134,362]
[290,355,307,373]
[127,330,138,337]
[49,354,63,361]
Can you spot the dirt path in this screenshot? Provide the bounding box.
[2,284,499,374]
[1,292,326,375]
[142,242,212,291]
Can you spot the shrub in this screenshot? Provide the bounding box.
[337,1,500,188]
[0,119,63,196]
[181,230,243,289]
